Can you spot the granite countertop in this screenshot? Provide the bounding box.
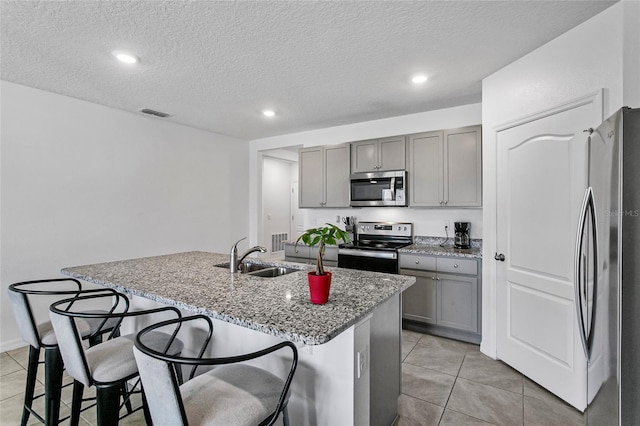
[399,243,483,259]
[61,251,415,346]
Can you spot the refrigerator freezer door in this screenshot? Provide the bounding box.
[584,109,620,425]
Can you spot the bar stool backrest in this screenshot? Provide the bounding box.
[7,279,84,348]
[49,291,128,387]
[133,347,186,424]
[7,289,40,348]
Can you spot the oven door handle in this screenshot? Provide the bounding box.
[338,249,397,260]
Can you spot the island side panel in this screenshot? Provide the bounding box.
[370,293,401,426]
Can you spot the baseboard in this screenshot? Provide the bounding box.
[402,319,481,345]
[0,338,27,353]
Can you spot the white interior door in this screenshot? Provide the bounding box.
[495,97,600,410]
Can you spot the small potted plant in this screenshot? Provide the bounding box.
[296,223,351,304]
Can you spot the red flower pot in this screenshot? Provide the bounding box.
[308,271,332,304]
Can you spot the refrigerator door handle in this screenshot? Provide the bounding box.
[585,188,598,359]
[574,186,592,359]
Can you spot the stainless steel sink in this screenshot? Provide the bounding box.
[246,266,299,277]
[214,262,300,277]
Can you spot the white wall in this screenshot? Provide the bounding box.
[481,1,638,357]
[0,81,249,350]
[249,103,483,246]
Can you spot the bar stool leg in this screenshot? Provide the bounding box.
[283,405,290,426]
[44,347,64,426]
[96,384,121,426]
[120,382,133,413]
[21,346,40,426]
[141,386,152,425]
[70,380,84,426]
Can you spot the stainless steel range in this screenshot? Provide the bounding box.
[338,222,413,274]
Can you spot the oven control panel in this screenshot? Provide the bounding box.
[357,222,413,238]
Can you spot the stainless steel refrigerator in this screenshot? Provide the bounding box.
[575,107,639,425]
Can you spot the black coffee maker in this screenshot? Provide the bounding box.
[454,222,470,249]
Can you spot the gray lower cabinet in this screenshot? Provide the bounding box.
[400,253,481,343]
[284,243,337,267]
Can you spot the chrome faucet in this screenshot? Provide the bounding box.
[229,237,267,273]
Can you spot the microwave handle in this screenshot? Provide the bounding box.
[390,177,396,198]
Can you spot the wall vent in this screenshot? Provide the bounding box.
[271,233,288,253]
[139,108,172,118]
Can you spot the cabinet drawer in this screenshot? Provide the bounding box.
[285,244,309,259]
[437,258,477,275]
[309,246,338,261]
[399,254,436,271]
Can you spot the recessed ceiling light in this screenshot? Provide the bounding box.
[411,74,428,84]
[112,51,140,64]
[263,109,276,117]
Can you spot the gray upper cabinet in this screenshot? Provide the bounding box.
[350,136,406,173]
[408,131,443,207]
[444,126,482,206]
[408,125,482,207]
[324,145,350,207]
[299,144,350,208]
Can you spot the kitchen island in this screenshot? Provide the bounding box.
[62,251,415,426]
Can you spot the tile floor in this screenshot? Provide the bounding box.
[1,330,585,426]
[395,329,586,425]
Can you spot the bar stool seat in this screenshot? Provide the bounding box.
[37,315,120,346]
[85,332,183,384]
[179,364,287,425]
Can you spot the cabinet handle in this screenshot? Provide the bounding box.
[439,201,444,205]
[432,277,436,280]
[453,264,458,268]
[436,277,440,281]
[444,200,448,205]
[415,260,420,264]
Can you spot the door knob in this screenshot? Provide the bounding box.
[495,253,505,261]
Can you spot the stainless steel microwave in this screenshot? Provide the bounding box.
[350,170,407,207]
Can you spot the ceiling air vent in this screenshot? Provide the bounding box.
[139,108,172,118]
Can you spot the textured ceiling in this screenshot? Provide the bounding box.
[1,1,615,140]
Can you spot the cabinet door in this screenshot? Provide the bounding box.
[324,145,350,207]
[378,136,406,171]
[444,125,482,206]
[401,269,437,324]
[436,273,478,332]
[284,243,310,260]
[350,140,378,173]
[299,147,324,207]
[408,131,443,206]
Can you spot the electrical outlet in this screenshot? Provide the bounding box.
[443,221,451,232]
[336,215,341,223]
[357,347,368,378]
